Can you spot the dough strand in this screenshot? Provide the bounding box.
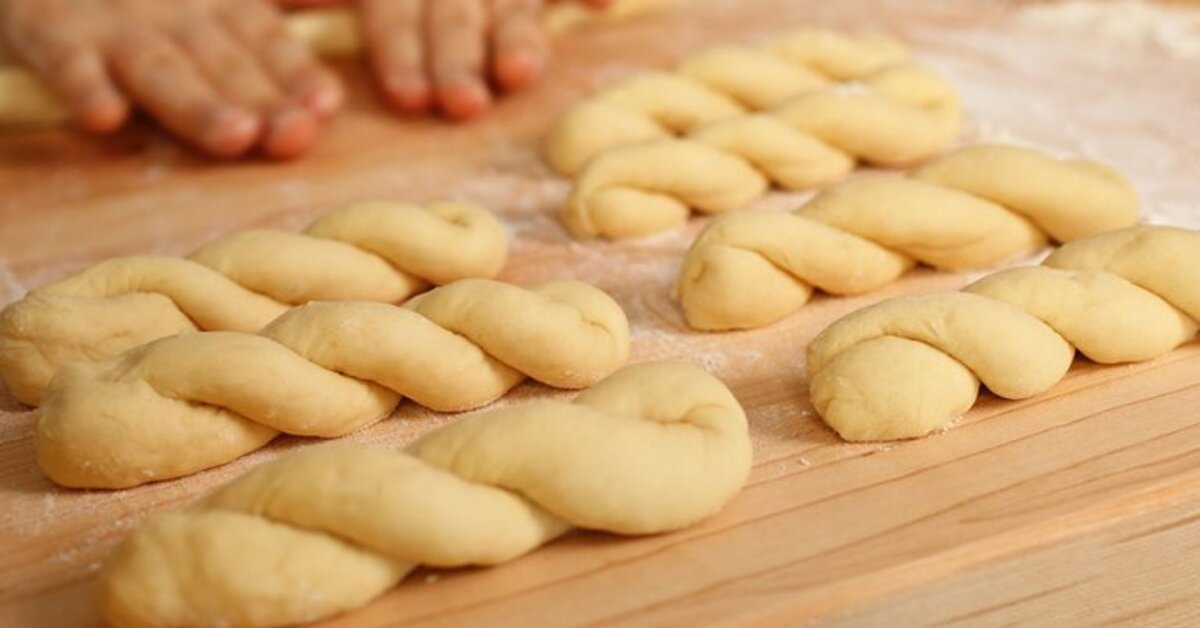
[676,144,1140,330]
[99,361,751,628]
[0,200,506,406]
[807,225,1200,441]
[36,278,630,488]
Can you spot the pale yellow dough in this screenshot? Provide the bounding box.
[36,278,630,489]
[676,144,1139,330]
[0,1,673,126]
[99,361,751,628]
[808,226,1200,442]
[0,201,505,406]
[552,31,963,239]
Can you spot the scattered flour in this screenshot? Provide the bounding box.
[0,256,29,303]
[1018,0,1200,58]
[1143,202,1200,230]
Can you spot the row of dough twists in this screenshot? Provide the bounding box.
[676,144,1140,330]
[808,225,1200,442]
[37,278,630,489]
[0,200,506,406]
[546,30,962,239]
[99,361,752,628]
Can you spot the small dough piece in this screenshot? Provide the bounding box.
[553,33,961,239]
[808,225,1200,441]
[677,144,1139,331]
[0,201,506,406]
[36,278,630,489]
[100,361,752,628]
[563,140,768,239]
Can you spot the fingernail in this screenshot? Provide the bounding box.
[76,95,129,134]
[439,80,492,121]
[263,108,320,160]
[385,75,433,113]
[302,83,343,118]
[496,51,546,91]
[204,107,260,157]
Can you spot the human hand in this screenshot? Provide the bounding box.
[356,0,611,120]
[0,0,344,158]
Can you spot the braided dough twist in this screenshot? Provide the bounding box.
[551,33,961,239]
[37,278,630,489]
[676,144,1139,330]
[0,201,505,406]
[807,226,1200,442]
[546,30,915,174]
[100,361,751,628]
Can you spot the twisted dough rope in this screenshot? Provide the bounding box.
[676,144,1140,330]
[546,30,920,175]
[807,225,1200,442]
[550,33,962,239]
[0,201,506,406]
[37,278,630,489]
[0,1,675,126]
[99,361,749,628]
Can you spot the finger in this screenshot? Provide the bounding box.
[361,0,430,112]
[216,0,343,119]
[2,6,128,133]
[171,16,320,159]
[549,0,612,6]
[428,0,492,121]
[30,39,128,133]
[108,25,260,157]
[274,0,344,7]
[491,0,548,92]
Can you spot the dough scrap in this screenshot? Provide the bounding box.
[676,144,1139,330]
[99,361,751,628]
[807,225,1200,442]
[36,278,630,489]
[551,32,962,239]
[0,201,506,406]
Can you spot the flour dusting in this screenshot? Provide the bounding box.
[1019,0,1200,58]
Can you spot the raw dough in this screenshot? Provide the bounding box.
[546,30,915,174]
[676,144,1139,330]
[807,225,1200,442]
[552,32,962,239]
[36,278,631,489]
[0,201,506,406]
[99,361,751,628]
[0,1,677,127]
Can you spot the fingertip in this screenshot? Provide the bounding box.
[299,80,344,119]
[437,81,492,121]
[494,51,546,92]
[75,96,130,135]
[201,107,262,158]
[383,74,434,113]
[263,108,320,159]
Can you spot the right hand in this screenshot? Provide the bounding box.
[0,0,344,158]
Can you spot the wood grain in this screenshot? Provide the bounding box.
[1,0,1199,625]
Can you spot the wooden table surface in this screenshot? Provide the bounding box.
[2,1,1200,625]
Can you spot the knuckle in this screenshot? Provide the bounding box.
[431,2,482,30]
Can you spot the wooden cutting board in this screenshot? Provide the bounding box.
[2,1,1199,625]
